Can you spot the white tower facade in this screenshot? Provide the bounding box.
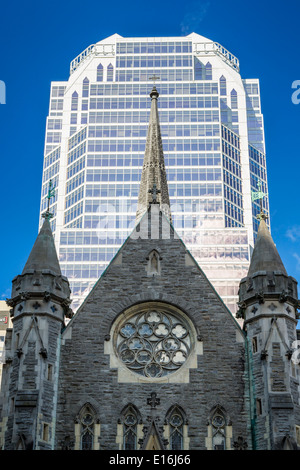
[40,32,269,312]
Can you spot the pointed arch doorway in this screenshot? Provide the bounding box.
[144,426,162,450]
[141,420,167,450]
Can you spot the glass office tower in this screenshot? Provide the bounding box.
[40,32,269,313]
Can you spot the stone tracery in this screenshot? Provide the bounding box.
[116,307,191,378]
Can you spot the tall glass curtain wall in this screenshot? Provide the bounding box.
[40,36,268,313]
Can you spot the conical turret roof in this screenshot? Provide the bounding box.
[136,86,172,224]
[248,216,287,277]
[22,218,61,276]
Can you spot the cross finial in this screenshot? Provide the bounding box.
[148,183,161,204]
[42,179,56,220]
[149,75,160,99]
[149,74,160,85]
[257,210,268,222]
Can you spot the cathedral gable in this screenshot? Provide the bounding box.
[56,207,247,449]
[62,206,243,349]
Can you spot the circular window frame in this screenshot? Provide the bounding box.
[111,301,197,382]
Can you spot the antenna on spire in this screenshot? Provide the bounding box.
[42,179,56,220]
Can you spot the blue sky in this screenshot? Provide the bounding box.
[0,0,299,300]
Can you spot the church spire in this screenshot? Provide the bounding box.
[136,85,172,224]
[21,179,62,276]
[22,217,62,276]
[247,213,287,277]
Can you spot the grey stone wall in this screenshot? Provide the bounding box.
[0,310,64,449]
[242,298,300,449]
[56,211,251,450]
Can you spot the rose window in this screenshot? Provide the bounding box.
[115,308,191,378]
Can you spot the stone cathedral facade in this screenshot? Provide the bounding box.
[1,87,300,451]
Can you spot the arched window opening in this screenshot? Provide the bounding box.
[194,59,203,80]
[71,91,78,111]
[166,406,186,450]
[231,89,238,109]
[82,77,89,97]
[107,64,114,82]
[205,62,212,80]
[170,412,183,449]
[208,406,229,450]
[97,63,103,82]
[79,404,96,450]
[82,428,93,450]
[122,405,139,450]
[220,75,227,96]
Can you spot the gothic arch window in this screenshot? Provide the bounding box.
[194,59,203,80]
[166,406,186,450]
[205,62,212,80]
[97,63,103,82]
[212,410,226,449]
[121,405,140,450]
[71,91,78,111]
[75,403,100,450]
[80,405,95,450]
[207,405,231,450]
[231,89,238,109]
[107,63,114,82]
[220,75,227,96]
[82,77,89,97]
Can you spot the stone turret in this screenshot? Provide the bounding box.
[8,217,72,324]
[238,214,298,318]
[238,213,300,450]
[0,217,72,450]
[136,86,172,225]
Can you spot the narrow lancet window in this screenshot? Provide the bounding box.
[231,89,238,109]
[78,404,96,450]
[194,59,203,80]
[97,63,103,82]
[82,77,89,97]
[71,91,78,111]
[166,406,185,450]
[205,62,212,80]
[220,75,227,96]
[208,406,229,450]
[107,64,114,82]
[122,406,139,450]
